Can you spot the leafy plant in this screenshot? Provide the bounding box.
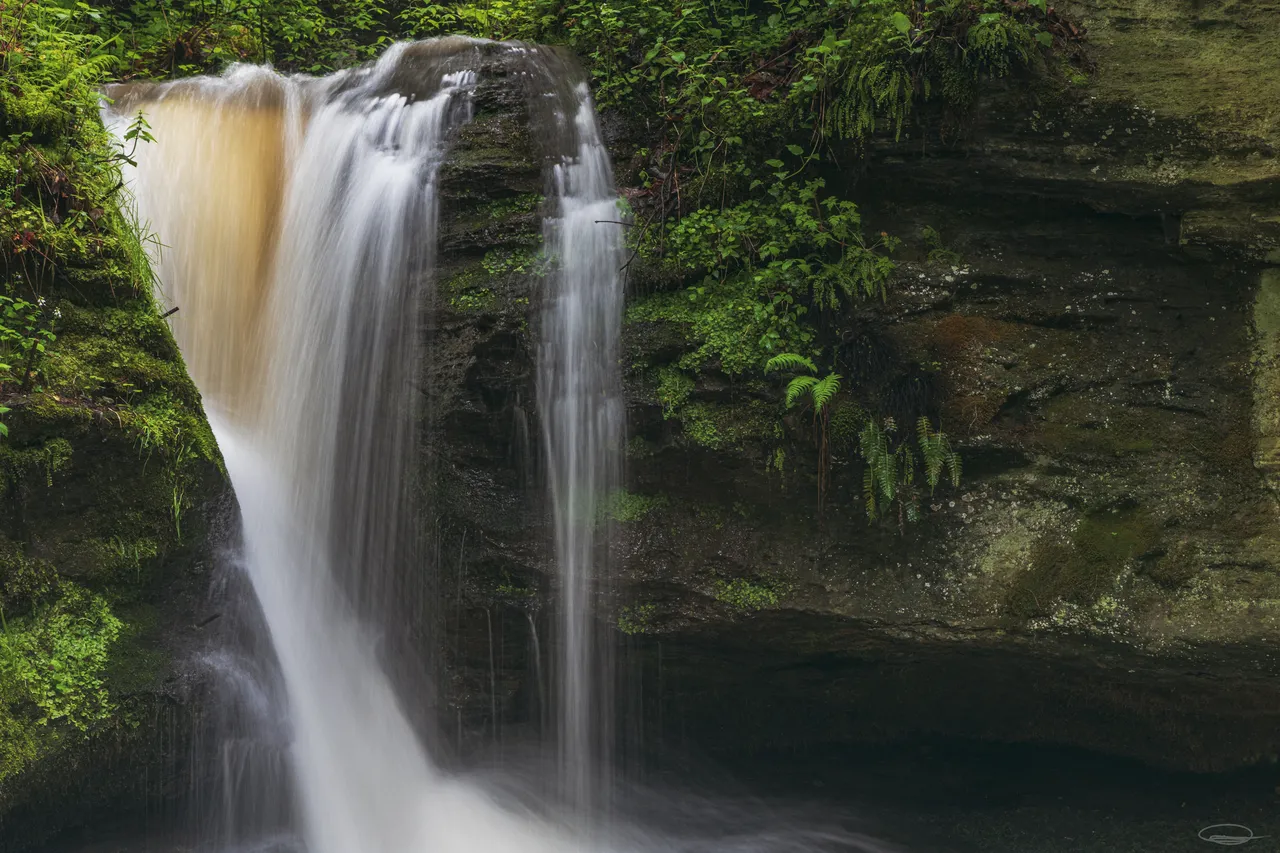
[616,603,657,635]
[860,416,961,529]
[921,225,962,266]
[0,296,58,393]
[713,578,781,611]
[767,352,841,508]
[111,111,156,169]
[0,583,123,731]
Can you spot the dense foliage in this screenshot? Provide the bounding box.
[4,0,1075,526]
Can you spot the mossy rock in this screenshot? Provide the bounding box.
[0,13,224,845]
[1006,507,1160,620]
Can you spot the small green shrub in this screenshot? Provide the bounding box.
[601,489,668,523]
[0,583,123,732]
[713,578,781,611]
[617,603,657,635]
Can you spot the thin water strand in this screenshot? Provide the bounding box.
[538,78,627,816]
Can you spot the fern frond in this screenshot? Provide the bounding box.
[947,451,962,487]
[766,353,817,374]
[916,417,961,491]
[811,373,841,412]
[899,445,916,487]
[785,375,818,408]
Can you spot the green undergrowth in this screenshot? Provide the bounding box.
[713,577,785,611]
[616,602,657,635]
[0,2,220,785]
[601,489,669,523]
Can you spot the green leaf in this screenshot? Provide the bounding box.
[978,13,1003,24]
[1035,31,1053,46]
[786,144,804,156]
[785,375,818,408]
[891,12,911,34]
[670,51,686,63]
[810,373,841,411]
[764,158,784,168]
[765,353,817,374]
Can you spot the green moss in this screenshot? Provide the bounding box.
[0,438,73,487]
[443,143,538,175]
[624,436,658,459]
[678,399,782,451]
[482,247,550,278]
[85,537,161,585]
[627,277,805,376]
[0,583,122,740]
[828,400,868,450]
[713,578,782,611]
[616,603,657,635]
[0,549,59,618]
[601,489,668,523]
[656,368,694,419]
[0,3,221,796]
[1082,0,1280,146]
[1006,508,1160,620]
[476,192,542,221]
[442,265,497,314]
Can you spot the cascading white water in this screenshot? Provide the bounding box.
[104,37,638,853]
[538,79,626,816]
[109,45,485,853]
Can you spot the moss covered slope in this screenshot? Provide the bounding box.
[0,5,221,839]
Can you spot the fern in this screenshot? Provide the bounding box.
[916,417,961,491]
[860,416,960,527]
[785,375,819,408]
[859,417,896,520]
[829,62,914,142]
[766,353,817,375]
[810,373,841,412]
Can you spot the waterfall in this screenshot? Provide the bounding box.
[538,78,626,816]
[103,37,633,853]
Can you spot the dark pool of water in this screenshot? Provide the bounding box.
[40,738,1280,853]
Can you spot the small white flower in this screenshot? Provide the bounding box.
[36,297,46,307]
[53,308,62,319]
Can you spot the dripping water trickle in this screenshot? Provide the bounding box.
[537,74,627,819]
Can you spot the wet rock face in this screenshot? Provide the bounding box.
[426,4,1280,773]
